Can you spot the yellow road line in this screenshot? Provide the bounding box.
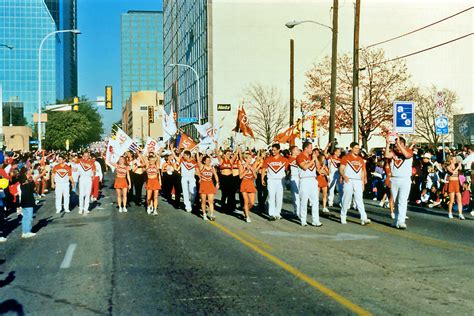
[368,222,474,253]
[237,230,273,251]
[209,221,372,316]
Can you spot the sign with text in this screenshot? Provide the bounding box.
[393,101,415,134]
[217,104,231,111]
[435,116,449,135]
[177,117,198,123]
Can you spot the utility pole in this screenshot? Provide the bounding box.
[352,0,360,143]
[290,39,295,126]
[329,0,338,149]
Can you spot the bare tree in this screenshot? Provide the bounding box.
[245,83,288,145]
[303,48,411,149]
[403,85,459,147]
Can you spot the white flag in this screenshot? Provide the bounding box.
[162,108,177,142]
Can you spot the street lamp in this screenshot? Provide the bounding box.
[0,44,14,149]
[169,63,202,124]
[286,0,338,149]
[38,29,80,151]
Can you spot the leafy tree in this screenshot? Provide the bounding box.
[43,98,103,150]
[245,83,287,145]
[403,85,458,147]
[3,107,28,126]
[303,48,410,149]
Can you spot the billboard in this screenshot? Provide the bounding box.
[453,113,474,146]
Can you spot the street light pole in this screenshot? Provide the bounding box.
[352,0,360,143]
[38,29,80,151]
[0,44,13,149]
[285,4,339,148]
[169,63,202,124]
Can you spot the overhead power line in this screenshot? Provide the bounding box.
[374,33,473,66]
[366,6,473,49]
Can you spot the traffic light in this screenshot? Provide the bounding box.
[295,119,302,138]
[105,86,112,110]
[73,97,79,111]
[305,131,310,139]
[148,106,154,123]
[312,116,317,137]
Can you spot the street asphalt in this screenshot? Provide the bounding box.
[1,172,473,315]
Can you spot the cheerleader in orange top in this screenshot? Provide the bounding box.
[445,156,464,220]
[113,156,131,213]
[239,152,260,223]
[317,153,330,213]
[197,153,219,221]
[141,154,162,216]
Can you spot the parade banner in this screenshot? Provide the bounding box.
[274,125,298,144]
[106,128,133,170]
[143,137,160,155]
[162,108,177,142]
[233,106,255,139]
[177,133,197,151]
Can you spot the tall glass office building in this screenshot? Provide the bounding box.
[163,0,208,136]
[121,10,164,108]
[0,0,76,124]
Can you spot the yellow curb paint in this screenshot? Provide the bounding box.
[210,221,372,316]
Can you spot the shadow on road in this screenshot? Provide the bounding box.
[0,299,24,316]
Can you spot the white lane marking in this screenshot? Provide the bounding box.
[60,243,77,269]
[261,231,379,241]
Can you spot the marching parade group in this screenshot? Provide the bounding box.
[0,133,472,243]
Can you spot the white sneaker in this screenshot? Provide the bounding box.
[301,222,307,227]
[78,209,83,215]
[379,201,384,207]
[118,207,123,213]
[65,210,70,213]
[372,197,377,201]
[390,213,395,219]
[147,206,152,214]
[56,210,61,214]
[341,218,347,224]
[203,214,208,221]
[448,213,453,219]
[0,237,7,242]
[83,210,90,215]
[152,210,158,216]
[328,203,333,207]
[459,214,465,220]
[470,211,474,217]
[361,219,371,226]
[122,207,128,213]
[396,223,407,229]
[311,222,323,227]
[246,217,251,223]
[185,208,192,213]
[322,207,330,213]
[21,232,37,238]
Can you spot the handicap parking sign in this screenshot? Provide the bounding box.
[435,116,449,135]
[393,101,415,134]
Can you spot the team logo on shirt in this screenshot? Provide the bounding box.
[80,161,93,171]
[330,158,340,168]
[268,161,286,174]
[182,161,196,170]
[347,160,363,173]
[393,156,405,168]
[56,169,68,178]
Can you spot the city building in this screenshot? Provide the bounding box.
[122,90,164,141]
[0,0,77,124]
[3,126,32,151]
[121,10,164,110]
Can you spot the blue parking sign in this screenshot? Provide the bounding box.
[435,116,449,135]
[393,101,415,134]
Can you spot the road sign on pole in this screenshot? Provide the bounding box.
[177,117,198,124]
[393,101,415,134]
[435,116,449,135]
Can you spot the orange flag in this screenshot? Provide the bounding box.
[274,125,297,144]
[178,133,197,151]
[233,106,255,139]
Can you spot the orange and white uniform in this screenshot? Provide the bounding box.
[263,155,288,218]
[146,165,161,191]
[114,165,129,189]
[297,153,321,226]
[390,149,413,226]
[240,164,256,193]
[199,166,216,195]
[180,158,197,212]
[340,154,369,223]
[78,158,96,213]
[52,163,72,213]
[287,156,300,216]
[327,155,343,206]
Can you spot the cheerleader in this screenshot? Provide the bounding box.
[141,154,162,215]
[239,152,260,223]
[113,156,131,213]
[197,153,219,221]
[317,154,330,213]
[445,156,464,220]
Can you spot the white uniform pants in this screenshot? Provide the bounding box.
[299,177,320,225]
[340,179,368,221]
[55,184,70,212]
[79,177,92,211]
[390,177,411,225]
[289,177,300,216]
[328,171,343,206]
[267,179,284,217]
[181,177,196,211]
